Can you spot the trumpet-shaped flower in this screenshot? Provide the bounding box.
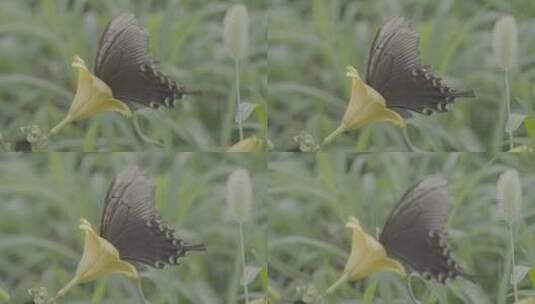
[50,56,131,135]
[57,218,138,297]
[323,66,405,145]
[326,217,405,294]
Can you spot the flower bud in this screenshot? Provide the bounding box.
[226,169,253,222]
[223,5,249,61]
[492,15,518,70]
[497,169,522,222]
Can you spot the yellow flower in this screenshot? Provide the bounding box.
[326,217,405,294]
[228,135,270,152]
[50,56,131,135]
[57,218,138,297]
[323,66,405,145]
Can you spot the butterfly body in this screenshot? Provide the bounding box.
[100,166,205,269]
[366,17,475,117]
[379,175,463,283]
[94,13,186,110]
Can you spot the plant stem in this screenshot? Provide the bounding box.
[406,275,422,304]
[505,68,513,150]
[326,273,347,295]
[235,59,244,141]
[49,114,73,136]
[239,221,249,303]
[509,220,518,303]
[56,276,79,298]
[322,124,346,147]
[401,127,423,152]
[132,112,164,147]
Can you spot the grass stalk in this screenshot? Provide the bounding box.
[235,59,244,141]
[508,220,518,303]
[239,221,249,303]
[504,69,513,150]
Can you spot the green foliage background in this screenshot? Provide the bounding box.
[268,153,535,303]
[0,153,268,303]
[0,0,267,151]
[269,0,535,151]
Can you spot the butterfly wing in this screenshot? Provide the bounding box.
[94,13,184,109]
[100,166,205,269]
[379,175,463,282]
[366,17,475,117]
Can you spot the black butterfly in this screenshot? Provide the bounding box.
[379,175,463,283]
[100,166,205,269]
[94,13,187,110]
[366,17,475,117]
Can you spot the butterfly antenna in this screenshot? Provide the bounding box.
[455,90,476,98]
[181,88,203,95]
[183,242,206,252]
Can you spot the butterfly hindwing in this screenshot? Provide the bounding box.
[100,166,205,269]
[366,17,475,117]
[94,13,184,109]
[379,175,462,282]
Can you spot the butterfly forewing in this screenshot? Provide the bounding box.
[94,13,184,109]
[100,166,205,269]
[366,17,475,117]
[379,175,462,282]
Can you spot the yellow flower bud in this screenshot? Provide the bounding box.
[327,217,405,294]
[323,66,405,145]
[57,219,138,297]
[50,56,131,135]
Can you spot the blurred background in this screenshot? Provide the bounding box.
[0,153,268,303]
[269,0,535,151]
[0,0,267,151]
[268,153,535,303]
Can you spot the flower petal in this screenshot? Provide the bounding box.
[327,216,405,294]
[323,66,405,145]
[342,66,404,131]
[343,217,405,281]
[50,56,131,135]
[57,218,138,297]
[69,56,131,121]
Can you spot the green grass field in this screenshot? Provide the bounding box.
[269,0,535,152]
[0,0,267,151]
[268,153,535,303]
[1,1,535,304]
[0,153,268,303]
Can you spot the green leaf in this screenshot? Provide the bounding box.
[83,119,100,152]
[506,113,526,133]
[530,268,535,287]
[316,153,337,194]
[91,280,107,304]
[254,101,268,133]
[363,278,378,304]
[524,116,535,144]
[240,265,262,286]
[235,102,258,123]
[511,265,531,285]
